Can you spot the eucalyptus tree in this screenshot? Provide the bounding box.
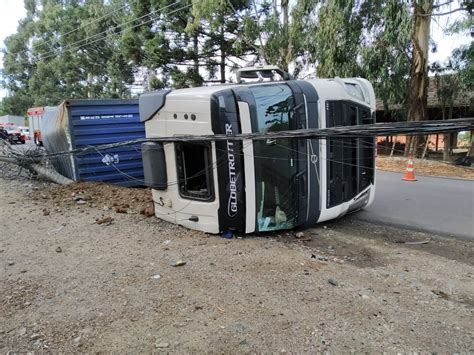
[404,0,472,156]
[313,0,413,117]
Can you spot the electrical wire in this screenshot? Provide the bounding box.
[1,128,469,222]
[86,140,254,188]
[5,118,471,161]
[33,1,134,50]
[37,1,179,59]
[36,2,190,62]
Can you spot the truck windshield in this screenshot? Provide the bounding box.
[249,83,299,232]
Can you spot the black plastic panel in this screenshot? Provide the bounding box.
[139,89,171,122]
[326,101,374,208]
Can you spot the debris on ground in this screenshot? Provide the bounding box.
[139,206,155,217]
[95,216,114,225]
[172,260,187,267]
[403,240,430,245]
[431,290,450,300]
[295,232,305,239]
[114,206,128,213]
[48,182,156,219]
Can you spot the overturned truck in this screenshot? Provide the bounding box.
[140,68,376,234]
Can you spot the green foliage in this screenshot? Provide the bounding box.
[1,0,134,114]
[0,0,469,117]
[313,0,413,110]
[314,0,362,78]
[361,1,413,112]
[238,0,318,76]
[432,41,473,113]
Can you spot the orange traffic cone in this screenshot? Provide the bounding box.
[402,157,417,181]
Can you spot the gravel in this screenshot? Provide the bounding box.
[1,171,473,352]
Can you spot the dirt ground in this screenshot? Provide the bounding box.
[1,173,473,353]
[376,156,474,179]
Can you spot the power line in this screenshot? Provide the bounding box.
[36,1,183,62]
[2,118,472,161]
[36,2,188,63]
[33,1,134,50]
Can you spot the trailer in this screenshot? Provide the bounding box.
[41,99,145,187]
[140,67,376,234]
[0,115,25,127]
[27,107,44,146]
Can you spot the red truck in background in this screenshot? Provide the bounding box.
[27,107,44,146]
[0,123,26,144]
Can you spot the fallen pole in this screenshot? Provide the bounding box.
[0,155,73,185]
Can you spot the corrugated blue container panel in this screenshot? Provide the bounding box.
[67,99,145,187]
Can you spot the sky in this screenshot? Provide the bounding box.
[0,0,471,99]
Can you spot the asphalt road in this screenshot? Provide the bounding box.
[356,171,474,240]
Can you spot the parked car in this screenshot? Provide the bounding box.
[18,126,30,141]
[0,126,9,141]
[4,125,25,144]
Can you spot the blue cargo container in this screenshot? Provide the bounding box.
[41,99,145,187]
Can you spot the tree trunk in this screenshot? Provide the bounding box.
[421,135,430,159]
[252,0,269,64]
[87,73,94,98]
[193,31,200,86]
[448,103,455,155]
[220,26,226,84]
[405,0,433,157]
[443,102,455,160]
[467,131,474,157]
[443,134,451,161]
[146,68,155,91]
[440,105,449,161]
[281,0,290,73]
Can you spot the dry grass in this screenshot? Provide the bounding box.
[376,156,474,179]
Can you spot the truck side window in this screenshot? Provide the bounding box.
[175,142,214,201]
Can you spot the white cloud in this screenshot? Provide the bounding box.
[0,0,26,98]
[0,0,26,55]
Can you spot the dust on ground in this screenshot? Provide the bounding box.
[376,156,474,179]
[1,176,473,353]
